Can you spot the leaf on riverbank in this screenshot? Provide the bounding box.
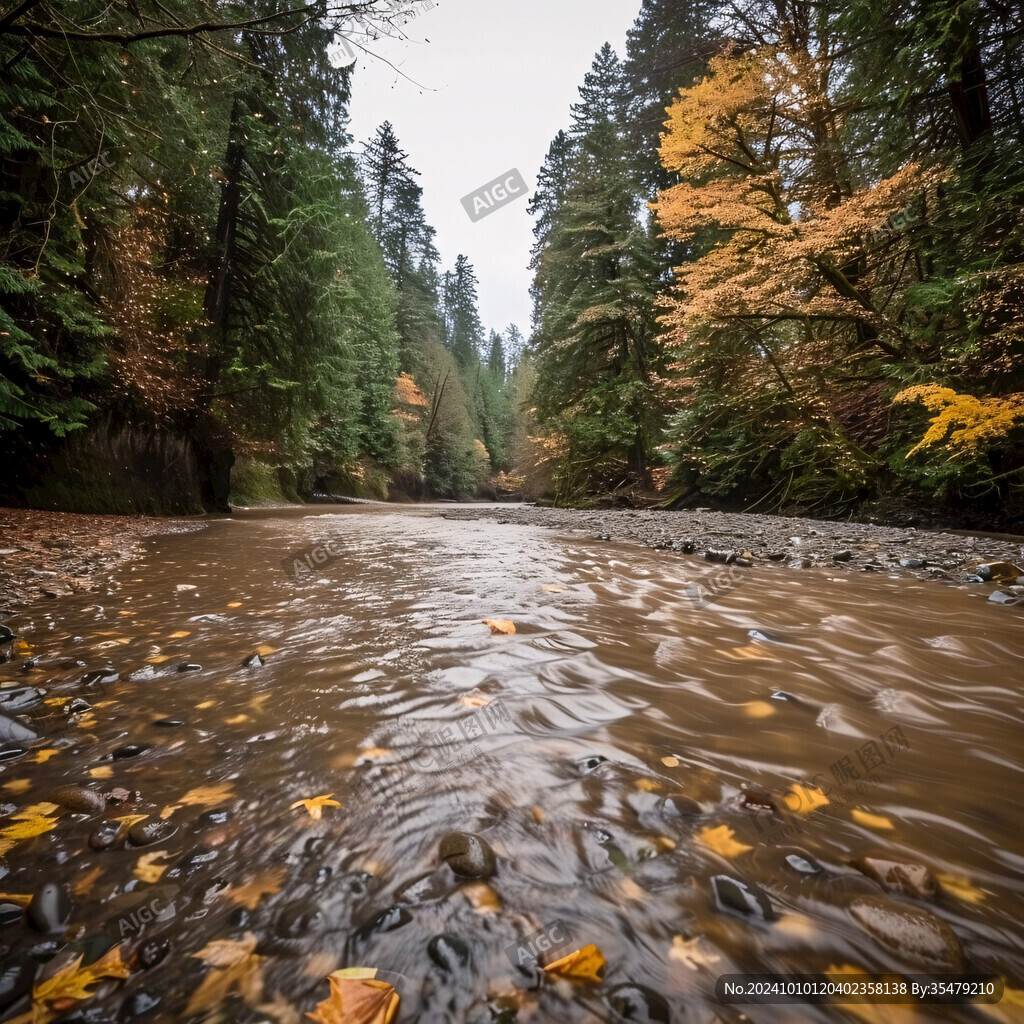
[697,824,752,858]
[851,809,894,831]
[542,944,606,983]
[307,970,399,1024]
[229,868,286,910]
[482,619,516,635]
[187,933,265,1015]
[290,794,341,820]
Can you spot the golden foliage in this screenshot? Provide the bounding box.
[307,971,399,1024]
[542,944,607,983]
[394,372,428,408]
[893,385,1024,456]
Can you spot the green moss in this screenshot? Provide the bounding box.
[229,458,293,506]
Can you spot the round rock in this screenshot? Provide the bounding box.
[439,832,496,879]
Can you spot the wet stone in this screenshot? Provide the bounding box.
[900,558,927,569]
[50,786,106,815]
[65,698,92,716]
[852,856,937,899]
[712,874,775,921]
[120,990,161,1018]
[90,820,124,851]
[396,872,448,905]
[0,713,37,745]
[339,871,375,898]
[606,983,670,1023]
[428,933,471,971]
[0,747,27,762]
[128,820,177,847]
[242,653,265,668]
[276,904,322,938]
[0,953,36,1012]
[782,850,823,875]
[849,896,963,968]
[82,669,119,686]
[0,687,45,711]
[138,938,170,970]
[112,743,151,760]
[358,906,411,940]
[662,794,702,818]
[177,663,202,673]
[575,755,608,774]
[739,789,778,813]
[833,550,853,562]
[196,809,230,828]
[167,847,219,878]
[152,718,185,728]
[439,832,496,879]
[0,902,24,927]
[27,882,71,933]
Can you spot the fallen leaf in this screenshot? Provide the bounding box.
[654,836,676,853]
[851,809,895,831]
[11,802,59,818]
[134,851,173,883]
[635,778,660,792]
[0,893,32,906]
[168,631,191,639]
[195,699,216,709]
[458,694,490,708]
[225,714,251,725]
[2,779,31,794]
[697,824,752,859]
[460,881,501,912]
[111,814,148,829]
[181,783,236,806]
[619,877,646,901]
[227,602,243,608]
[33,945,130,1020]
[661,755,680,767]
[229,868,286,910]
[187,933,265,1015]
[743,701,776,719]
[787,783,830,815]
[290,794,341,821]
[89,766,114,780]
[71,865,104,898]
[358,747,392,761]
[542,944,606,983]
[146,655,173,664]
[530,805,544,824]
[669,934,721,971]
[723,645,777,661]
[255,645,277,657]
[482,619,516,635]
[308,971,399,1024]
[936,871,986,905]
[0,809,61,856]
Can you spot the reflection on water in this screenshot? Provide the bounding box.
[1,506,1023,1022]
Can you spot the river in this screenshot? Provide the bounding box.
[1,505,1022,1022]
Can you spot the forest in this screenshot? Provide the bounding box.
[2,0,1023,528]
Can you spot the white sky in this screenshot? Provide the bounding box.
[345,0,636,340]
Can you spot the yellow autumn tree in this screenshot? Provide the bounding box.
[893,385,1024,458]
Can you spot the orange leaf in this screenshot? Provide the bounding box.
[308,972,400,1024]
[542,944,606,983]
[482,619,516,635]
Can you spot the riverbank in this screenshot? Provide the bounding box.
[432,504,1024,599]
[0,508,201,614]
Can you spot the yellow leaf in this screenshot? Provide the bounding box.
[460,881,501,913]
[178,783,236,807]
[187,933,265,1015]
[255,645,277,657]
[33,945,130,1014]
[0,811,60,856]
[458,694,489,708]
[530,805,544,824]
[743,700,776,718]
[697,824,752,858]
[168,631,191,639]
[195,700,216,709]
[661,756,680,767]
[787,783,830,816]
[290,794,341,821]
[936,871,986,905]
[635,778,660,792]
[482,619,516,635]
[36,749,63,765]
[111,814,148,829]
[225,714,251,725]
[228,602,243,608]
[146,655,173,664]
[309,972,400,1024]
[12,802,59,818]
[134,850,173,883]
[229,869,286,910]
[2,779,31,794]
[0,893,32,906]
[542,944,606,983]
[71,866,104,898]
[89,766,114,779]
[851,809,895,831]
[723,645,777,661]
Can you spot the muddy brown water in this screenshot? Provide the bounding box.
[1,505,1022,1023]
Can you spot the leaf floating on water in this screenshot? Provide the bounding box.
[134,850,173,883]
[458,694,489,708]
[669,934,721,971]
[195,699,216,709]
[168,631,191,639]
[936,872,986,905]
[225,714,251,725]
[635,778,660,792]
[697,824,752,858]
[33,945,130,1020]
[743,700,776,719]
[0,808,61,856]
[482,619,516,635]
[359,747,392,761]
[460,881,501,913]
[290,794,341,820]
[0,892,32,906]
[227,602,243,608]
[255,645,277,657]
[723,645,777,661]
[661,755,680,767]
[179,783,236,807]
[72,865,104,898]
[187,933,265,1015]
[229,868,286,910]
[2,779,31,794]
[308,970,400,1024]
[788,784,829,815]
[146,655,173,664]
[851,809,895,831]
[542,944,606,984]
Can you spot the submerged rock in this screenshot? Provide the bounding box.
[439,832,496,879]
[0,713,37,745]
[712,874,775,921]
[128,820,177,847]
[242,653,265,668]
[428,933,471,971]
[27,882,71,933]
[89,820,124,851]
[82,669,119,686]
[177,663,202,673]
[848,896,963,968]
[0,954,36,1012]
[606,983,670,1022]
[50,785,105,815]
[112,743,151,760]
[853,856,937,899]
[0,687,44,711]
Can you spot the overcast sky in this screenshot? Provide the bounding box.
[344,0,636,340]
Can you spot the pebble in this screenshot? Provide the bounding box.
[662,793,702,818]
[128,820,177,847]
[988,590,1021,605]
[606,983,669,1022]
[195,810,230,828]
[781,849,822,875]
[0,954,36,1012]
[358,906,411,940]
[177,663,202,673]
[112,743,151,759]
[396,872,449,905]
[427,933,471,971]
[27,882,71,933]
[852,856,937,899]
[575,755,608,774]
[0,713,38,745]
[439,832,496,879]
[833,550,853,562]
[0,687,44,711]
[82,669,119,686]
[0,747,27,762]
[242,653,265,668]
[50,785,106,815]
[848,896,963,968]
[899,558,927,569]
[153,718,185,728]
[90,820,125,851]
[712,874,775,921]
[0,902,24,927]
